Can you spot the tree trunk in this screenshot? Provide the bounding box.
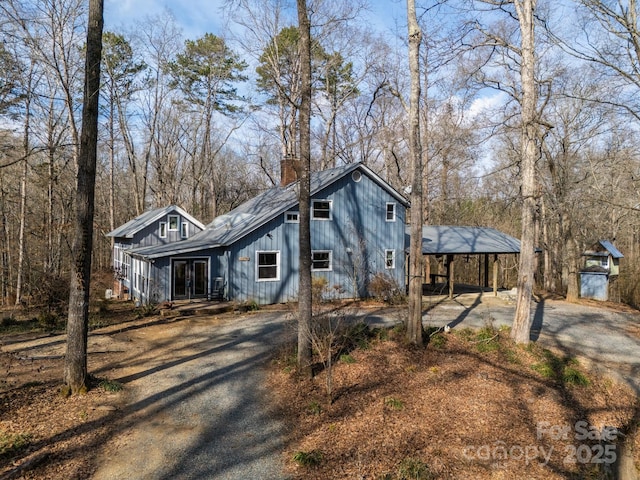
[108,83,116,256]
[0,173,9,305]
[15,110,28,306]
[64,0,104,394]
[406,0,424,346]
[511,0,539,344]
[296,0,313,376]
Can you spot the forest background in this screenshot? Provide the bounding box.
[1,0,640,312]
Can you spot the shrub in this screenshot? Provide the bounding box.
[136,302,158,317]
[312,276,329,304]
[0,431,31,457]
[339,353,356,364]
[369,273,406,304]
[396,457,434,480]
[38,311,58,329]
[473,324,501,353]
[384,396,404,411]
[342,322,372,351]
[292,450,323,467]
[563,367,590,386]
[307,401,322,415]
[99,379,123,392]
[1,317,16,327]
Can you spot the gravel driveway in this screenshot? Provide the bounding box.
[89,295,639,479]
[92,311,293,480]
[414,295,640,392]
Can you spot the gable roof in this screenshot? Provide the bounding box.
[409,225,521,255]
[129,163,408,260]
[584,240,624,259]
[106,205,205,239]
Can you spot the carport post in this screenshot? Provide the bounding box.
[447,254,454,299]
[493,254,499,296]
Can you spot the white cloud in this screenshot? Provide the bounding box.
[466,91,508,121]
[104,0,227,39]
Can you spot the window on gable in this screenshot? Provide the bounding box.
[312,200,332,220]
[386,203,396,222]
[311,250,332,271]
[285,211,299,223]
[181,222,189,238]
[257,251,280,281]
[168,215,179,231]
[159,222,167,238]
[385,249,395,269]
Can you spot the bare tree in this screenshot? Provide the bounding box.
[406,0,425,346]
[63,0,103,394]
[466,0,542,343]
[296,0,313,376]
[508,0,540,344]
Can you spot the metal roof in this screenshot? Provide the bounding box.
[128,163,408,260]
[597,240,624,259]
[106,205,205,239]
[407,225,521,255]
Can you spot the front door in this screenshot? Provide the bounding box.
[172,259,208,300]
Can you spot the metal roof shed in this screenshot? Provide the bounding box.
[406,225,522,298]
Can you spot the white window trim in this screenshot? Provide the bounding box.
[168,215,179,231]
[312,199,332,220]
[385,249,396,269]
[284,211,300,223]
[386,202,396,222]
[181,221,189,238]
[159,222,167,238]
[256,250,280,282]
[311,250,333,271]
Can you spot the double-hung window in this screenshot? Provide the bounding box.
[256,251,280,281]
[168,215,179,231]
[311,250,332,271]
[386,203,396,222]
[311,200,332,220]
[385,249,395,269]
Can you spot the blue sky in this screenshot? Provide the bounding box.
[104,0,407,40]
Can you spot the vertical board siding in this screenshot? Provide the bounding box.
[226,168,406,304]
[134,168,406,305]
[133,213,204,248]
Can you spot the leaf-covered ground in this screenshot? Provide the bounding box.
[272,325,640,479]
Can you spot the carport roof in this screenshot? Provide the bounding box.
[407,225,521,255]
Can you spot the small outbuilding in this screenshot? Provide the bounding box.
[580,240,624,301]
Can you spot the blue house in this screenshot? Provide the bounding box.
[106,205,206,299]
[117,162,409,305]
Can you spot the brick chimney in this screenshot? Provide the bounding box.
[280,156,298,186]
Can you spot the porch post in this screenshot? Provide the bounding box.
[493,254,499,296]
